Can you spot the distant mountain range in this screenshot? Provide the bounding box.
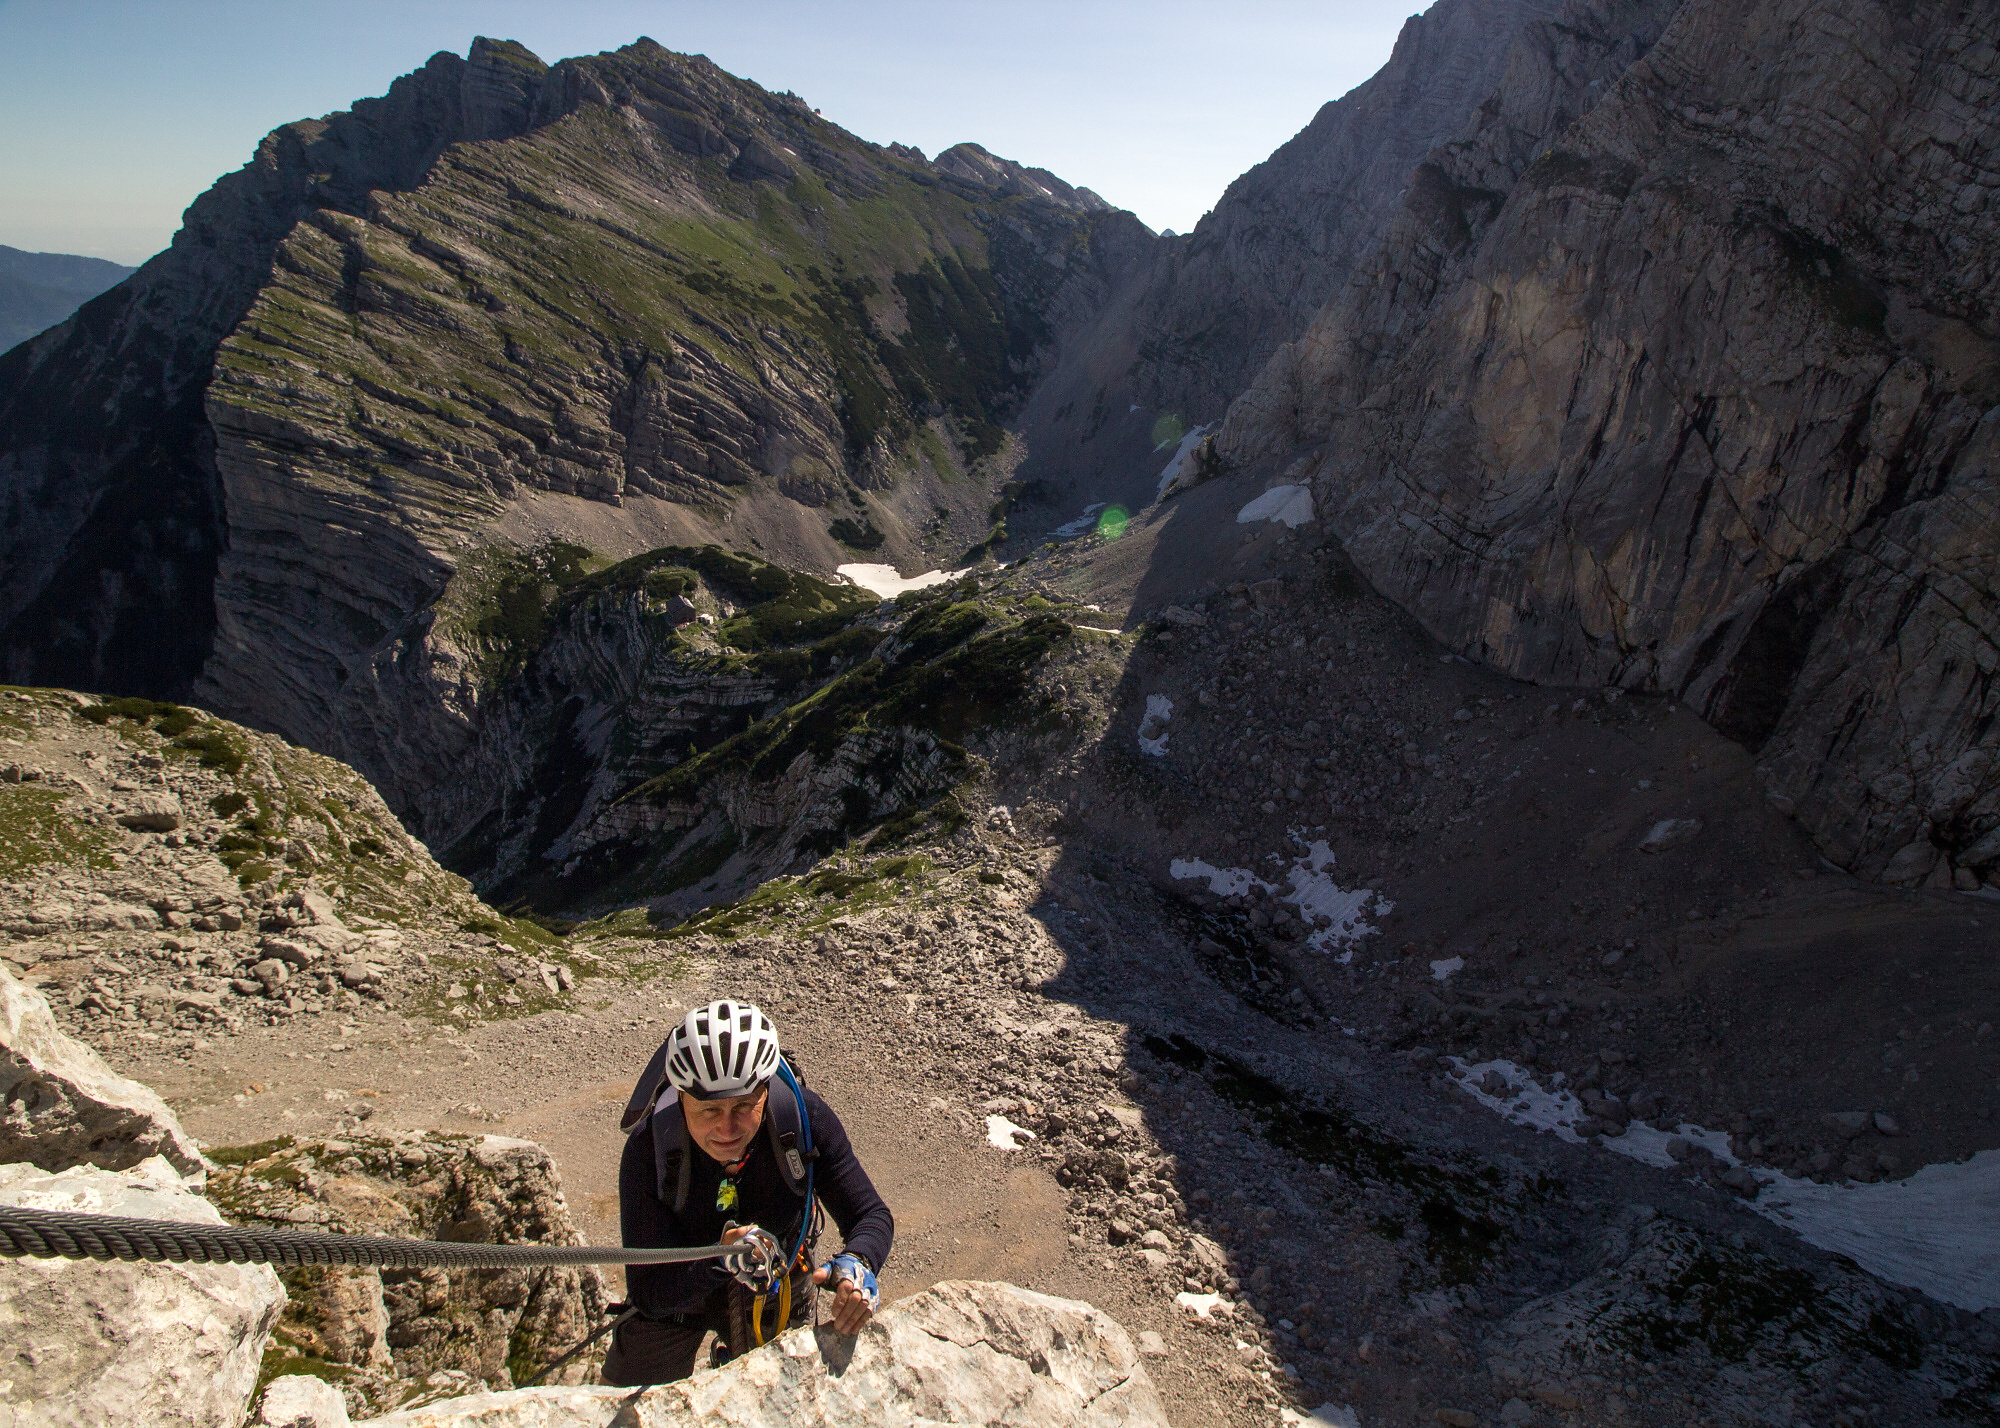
[0,245,136,353]
[3,0,1998,893]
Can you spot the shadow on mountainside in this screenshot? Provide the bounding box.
[983,521,2000,1423]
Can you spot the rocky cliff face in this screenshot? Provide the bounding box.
[401,547,1079,915]
[0,37,1150,823]
[1215,0,2000,884]
[1001,0,1566,527]
[211,1133,609,1415]
[0,38,553,700]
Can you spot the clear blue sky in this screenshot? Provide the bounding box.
[0,0,1420,265]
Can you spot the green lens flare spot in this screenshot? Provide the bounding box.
[1149,413,1187,450]
[1095,506,1130,540]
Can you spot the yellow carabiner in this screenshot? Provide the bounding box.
[749,1275,792,1348]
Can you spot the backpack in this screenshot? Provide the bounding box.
[620,1043,816,1213]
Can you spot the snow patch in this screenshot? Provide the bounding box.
[1755,1152,2000,1311]
[1170,836,1389,960]
[1281,1407,1361,1428]
[1450,1058,2000,1310]
[1155,424,1212,500]
[1235,484,1316,528]
[984,1115,1035,1150]
[1138,695,1173,757]
[1052,503,1108,540]
[1429,956,1463,982]
[1175,1291,1228,1318]
[836,564,956,599]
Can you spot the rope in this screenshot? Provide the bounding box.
[519,1305,638,1388]
[0,1204,741,1271]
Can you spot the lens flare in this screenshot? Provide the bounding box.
[1096,505,1130,540]
[1150,413,1187,450]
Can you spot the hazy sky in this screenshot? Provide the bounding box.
[0,0,1422,266]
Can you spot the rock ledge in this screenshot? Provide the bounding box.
[353,1280,1165,1427]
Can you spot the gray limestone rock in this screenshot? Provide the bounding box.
[208,1133,610,1416]
[0,1158,285,1428]
[0,963,205,1177]
[1216,0,2000,884]
[113,791,183,832]
[350,1280,1165,1427]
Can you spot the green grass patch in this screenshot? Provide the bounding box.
[459,911,562,949]
[78,696,199,738]
[0,786,114,876]
[668,851,934,938]
[174,727,247,775]
[207,1136,297,1167]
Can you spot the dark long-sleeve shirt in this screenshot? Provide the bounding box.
[619,1084,893,1319]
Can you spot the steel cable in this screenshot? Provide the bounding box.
[0,1204,740,1271]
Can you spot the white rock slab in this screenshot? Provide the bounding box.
[354,1281,1165,1427]
[0,962,206,1176]
[0,1158,285,1428]
[260,1375,353,1428]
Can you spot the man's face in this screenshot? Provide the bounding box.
[680,1085,769,1166]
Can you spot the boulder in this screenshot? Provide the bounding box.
[113,792,183,832]
[0,963,205,1176]
[351,1281,1165,1427]
[207,1133,609,1418]
[259,1376,353,1428]
[0,1158,285,1427]
[1638,819,1701,854]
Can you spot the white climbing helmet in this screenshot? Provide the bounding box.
[663,999,782,1101]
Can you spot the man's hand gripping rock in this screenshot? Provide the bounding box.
[813,1251,879,1335]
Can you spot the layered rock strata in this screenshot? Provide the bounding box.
[0,37,1150,831]
[1215,0,2000,882]
[0,38,554,698]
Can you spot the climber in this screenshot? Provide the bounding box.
[601,999,894,1386]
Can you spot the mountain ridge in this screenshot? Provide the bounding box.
[0,37,1153,828]
[0,245,135,352]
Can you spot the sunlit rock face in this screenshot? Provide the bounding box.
[1217,0,2000,882]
